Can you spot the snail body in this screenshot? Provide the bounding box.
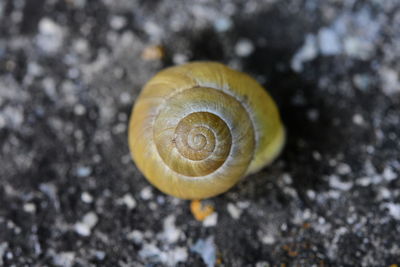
[129,62,285,199]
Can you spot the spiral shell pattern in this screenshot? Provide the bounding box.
[129,62,285,199]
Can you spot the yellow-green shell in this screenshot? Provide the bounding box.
[129,62,285,199]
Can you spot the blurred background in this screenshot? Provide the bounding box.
[0,0,399,266]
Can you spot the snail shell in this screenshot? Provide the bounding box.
[129,62,285,199]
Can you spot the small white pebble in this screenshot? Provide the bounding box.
[149,202,157,210]
[191,236,216,267]
[173,53,189,65]
[76,166,91,177]
[303,209,311,220]
[140,187,153,200]
[282,173,293,184]
[168,247,188,265]
[352,114,364,125]
[160,215,181,243]
[377,187,391,200]
[291,34,317,72]
[120,194,137,210]
[214,17,232,32]
[383,166,397,181]
[74,223,90,236]
[336,163,351,175]
[318,27,342,56]
[112,123,126,134]
[81,192,93,203]
[119,92,131,104]
[128,230,144,244]
[385,203,400,220]
[356,177,372,187]
[74,104,86,116]
[73,38,89,54]
[110,16,127,30]
[329,175,353,191]
[37,18,64,54]
[23,203,36,213]
[203,212,218,227]
[312,151,322,161]
[235,39,254,57]
[261,234,275,245]
[227,203,242,219]
[53,252,75,267]
[353,74,370,91]
[94,250,106,261]
[237,201,250,209]
[74,212,98,236]
[379,67,400,95]
[306,190,316,199]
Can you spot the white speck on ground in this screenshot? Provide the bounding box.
[382,166,397,181]
[383,203,400,220]
[138,244,162,262]
[76,166,92,177]
[235,39,254,57]
[74,212,98,236]
[37,18,64,54]
[143,21,164,41]
[52,252,75,267]
[227,203,242,219]
[140,187,153,200]
[307,189,316,199]
[139,243,188,266]
[318,27,342,55]
[94,250,106,261]
[379,67,400,95]
[23,203,36,214]
[81,192,93,203]
[214,17,232,32]
[110,16,127,30]
[203,212,218,227]
[74,104,86,116]
[166,247,188,266]
[191,236,216,267]
[336,163,352,175]
[117,194,137,210]
[352,114,365,125]
[127,230,144,244]
[159,215,181,244]
[291,34,318,72]
[377,187,391,200]
[173,53,189,64]
[2,1,400,265]
[260,233,275,245]
[353,74,371,91]
[329,175,353,191]
[0,106,24,129]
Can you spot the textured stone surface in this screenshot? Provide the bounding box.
[0,0,399,266]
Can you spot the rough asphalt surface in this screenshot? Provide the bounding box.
[1,0,400,266]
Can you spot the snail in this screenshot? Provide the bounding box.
[128,62,285,199]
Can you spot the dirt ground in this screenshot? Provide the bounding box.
[1,0,399,266]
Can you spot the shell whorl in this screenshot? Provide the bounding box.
[129,62,285,199]
[153,86,255,179]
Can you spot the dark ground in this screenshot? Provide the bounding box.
[1,0,400,266]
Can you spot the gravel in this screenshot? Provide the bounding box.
[1,0,399,266]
